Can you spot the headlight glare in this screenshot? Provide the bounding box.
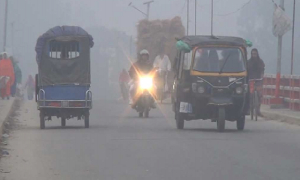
[140,76,153,90]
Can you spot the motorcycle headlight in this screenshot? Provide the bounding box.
[192,83,197,93]
[236,86,243,94]
[140,76,153,90]
[198,86,205,94]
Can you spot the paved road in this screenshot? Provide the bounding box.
[1,100,300,180]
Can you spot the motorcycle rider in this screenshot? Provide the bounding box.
[128,49,155,108]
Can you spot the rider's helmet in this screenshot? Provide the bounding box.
[139,49,150,63]
[139,49,149,56]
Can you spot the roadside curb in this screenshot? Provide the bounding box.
[0,98,19,142]
[261,107,300,126]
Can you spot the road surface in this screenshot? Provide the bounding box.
[1,100,300,180]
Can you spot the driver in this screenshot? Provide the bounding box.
[128,49,154,106]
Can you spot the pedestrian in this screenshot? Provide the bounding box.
[0,52,15,99]
[248,48,265,117]
[153,51,171,92]
[119,68,130,101]
[24,75,35,100]
[10,56,22,97]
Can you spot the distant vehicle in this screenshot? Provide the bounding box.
[172,36,250,132]
[35,26,94,129]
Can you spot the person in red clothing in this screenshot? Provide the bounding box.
[119,68,130,101]
[0,53,15,99]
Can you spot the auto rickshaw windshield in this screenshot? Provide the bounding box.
[193,47,246,73]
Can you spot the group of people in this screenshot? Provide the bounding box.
[0,52,35,100]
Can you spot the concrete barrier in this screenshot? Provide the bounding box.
[0,98,17,141]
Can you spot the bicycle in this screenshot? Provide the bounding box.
[249,78,263,121]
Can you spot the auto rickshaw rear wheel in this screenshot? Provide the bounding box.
[217,108,225,132]
[40,111,45,129]
[175,103,184,129]
[85,112,89,128]
[61,118,66,127]
[237,115,245,131]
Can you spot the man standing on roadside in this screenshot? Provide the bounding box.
[153,51,171,92]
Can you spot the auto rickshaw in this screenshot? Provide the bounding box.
[172,36,250,132]
[35,26,94,129]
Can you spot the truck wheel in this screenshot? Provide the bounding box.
[40,111,45,129]
[237,115,245,131]
[61,118,66,127]
[217,108,225,132]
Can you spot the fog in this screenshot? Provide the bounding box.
[0,0,299,99]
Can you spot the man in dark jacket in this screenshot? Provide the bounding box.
[128,49,153,106]
[248,48,265,117]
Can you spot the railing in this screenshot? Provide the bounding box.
[263,74,300,111]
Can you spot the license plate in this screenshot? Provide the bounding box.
[62,101,69,108]
[179,102,192,113]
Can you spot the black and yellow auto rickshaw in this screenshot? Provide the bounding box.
[172,36,250,132]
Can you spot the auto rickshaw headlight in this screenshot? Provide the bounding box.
[198,86,205,94]
[236,87,243,94]
[192,83,197,92]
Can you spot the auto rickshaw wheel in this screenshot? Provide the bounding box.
[217,108,225,132]
[61,118,66,127]
[85,112,89,128]
[175,103,184,129]
[40,111,45,129]
[237,115,245,131]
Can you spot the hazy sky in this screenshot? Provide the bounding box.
[0,0,298,80]
[66,0,250,36]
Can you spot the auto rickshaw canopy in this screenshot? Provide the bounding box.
[176,36,250,52]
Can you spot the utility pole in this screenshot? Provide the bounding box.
[11,22,14,55]
[187,0,189,35]
[274,0,284,104]
[195,0,197,35]
[129,36,132,58]
[290,0,296,109]
[3,0,8,52]
[211,0,214,36]
[143,1,154,20]
[290,0,296,76]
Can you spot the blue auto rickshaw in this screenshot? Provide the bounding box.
[35,26,94,129]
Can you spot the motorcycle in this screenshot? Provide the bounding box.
[134,75,156,118]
